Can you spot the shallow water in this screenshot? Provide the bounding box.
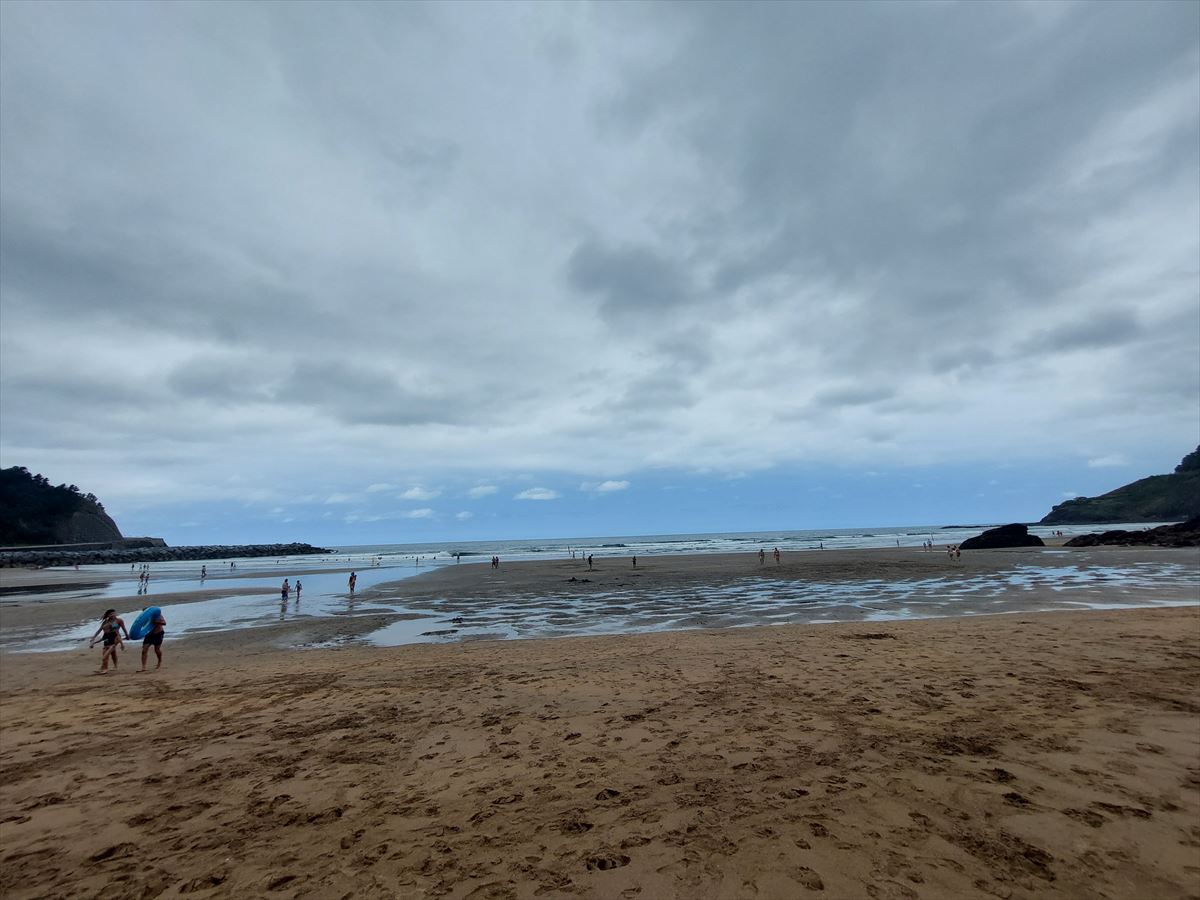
[358,561,1198,647]
[3,556,1196,653]
[1,564,427,652]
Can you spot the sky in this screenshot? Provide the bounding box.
[1,0,1197,546]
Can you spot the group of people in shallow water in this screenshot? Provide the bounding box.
[280,578,302,600]
[90,607,165,675]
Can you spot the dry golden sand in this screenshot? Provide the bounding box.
[1,606,1199,899]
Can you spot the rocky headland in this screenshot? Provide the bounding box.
[0,467,332,567]
[0,466,124,545]
[1040,446,1200,525]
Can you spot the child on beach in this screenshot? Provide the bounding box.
[138,610,167,672]
[89,609,129,674]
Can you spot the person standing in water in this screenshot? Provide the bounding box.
[295,580,302,600]
[138,609,167,672]
[281,578,290,600]
[758,548,765,565]
[348,571,357,593]
[90,609,128,675]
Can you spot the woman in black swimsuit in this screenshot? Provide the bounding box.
[89,609,129,675]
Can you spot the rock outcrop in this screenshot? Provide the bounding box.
[1063,517,1200,548]
[1040,446,1200,525]
[959,523,1045,551]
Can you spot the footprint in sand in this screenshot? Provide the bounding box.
[793,866,825,891]
[586,853,631,871]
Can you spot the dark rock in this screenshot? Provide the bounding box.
[1064,516,1200,548]
[959,524,1045,551]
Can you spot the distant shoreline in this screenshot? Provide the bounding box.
[0,541,333,568]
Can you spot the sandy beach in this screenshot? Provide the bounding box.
[1,590,1198,899]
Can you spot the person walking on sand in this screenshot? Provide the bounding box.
[587,554,594,570]
[632,555,637,568]
[90,609,128,674]
[758,548,765,565]
[773,547,781,565]
[138,609,167,672]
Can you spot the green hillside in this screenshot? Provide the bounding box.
[1040,447,1200,525]
[0,467,124,545]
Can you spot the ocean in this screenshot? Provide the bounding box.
[330,521,1125,565]
[3,522,1194,652]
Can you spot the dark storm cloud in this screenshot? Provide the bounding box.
[1019,309,1144,355]
[274,361,468,427]
[604,370,697,415]
[166,357,275,403]
[566,239,694,318]
[811,385,896,409]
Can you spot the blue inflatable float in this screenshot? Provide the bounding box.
[129,607,161,641]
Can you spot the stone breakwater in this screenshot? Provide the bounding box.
[0,542,333,568]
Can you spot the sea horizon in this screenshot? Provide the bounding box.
[324,520,1157,564]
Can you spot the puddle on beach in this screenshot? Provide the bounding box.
[0,565,426,653]
[2,560,1196,652]
[357,562,1198,647]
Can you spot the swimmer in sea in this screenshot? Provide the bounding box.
[89,609,128,675]
[138,609,167,672]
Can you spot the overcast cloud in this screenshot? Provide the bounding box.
[1,1,1197,542]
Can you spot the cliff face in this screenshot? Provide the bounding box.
[1040,447,1200,525]
[55,508,125,544]
[0,467,124,546]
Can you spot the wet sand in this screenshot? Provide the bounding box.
[368,546,1195,606]
[2,546,1197,654]
[1,606,1198,899]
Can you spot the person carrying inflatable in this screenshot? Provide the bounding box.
[138,610,167,672]
[89,609,128,675]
